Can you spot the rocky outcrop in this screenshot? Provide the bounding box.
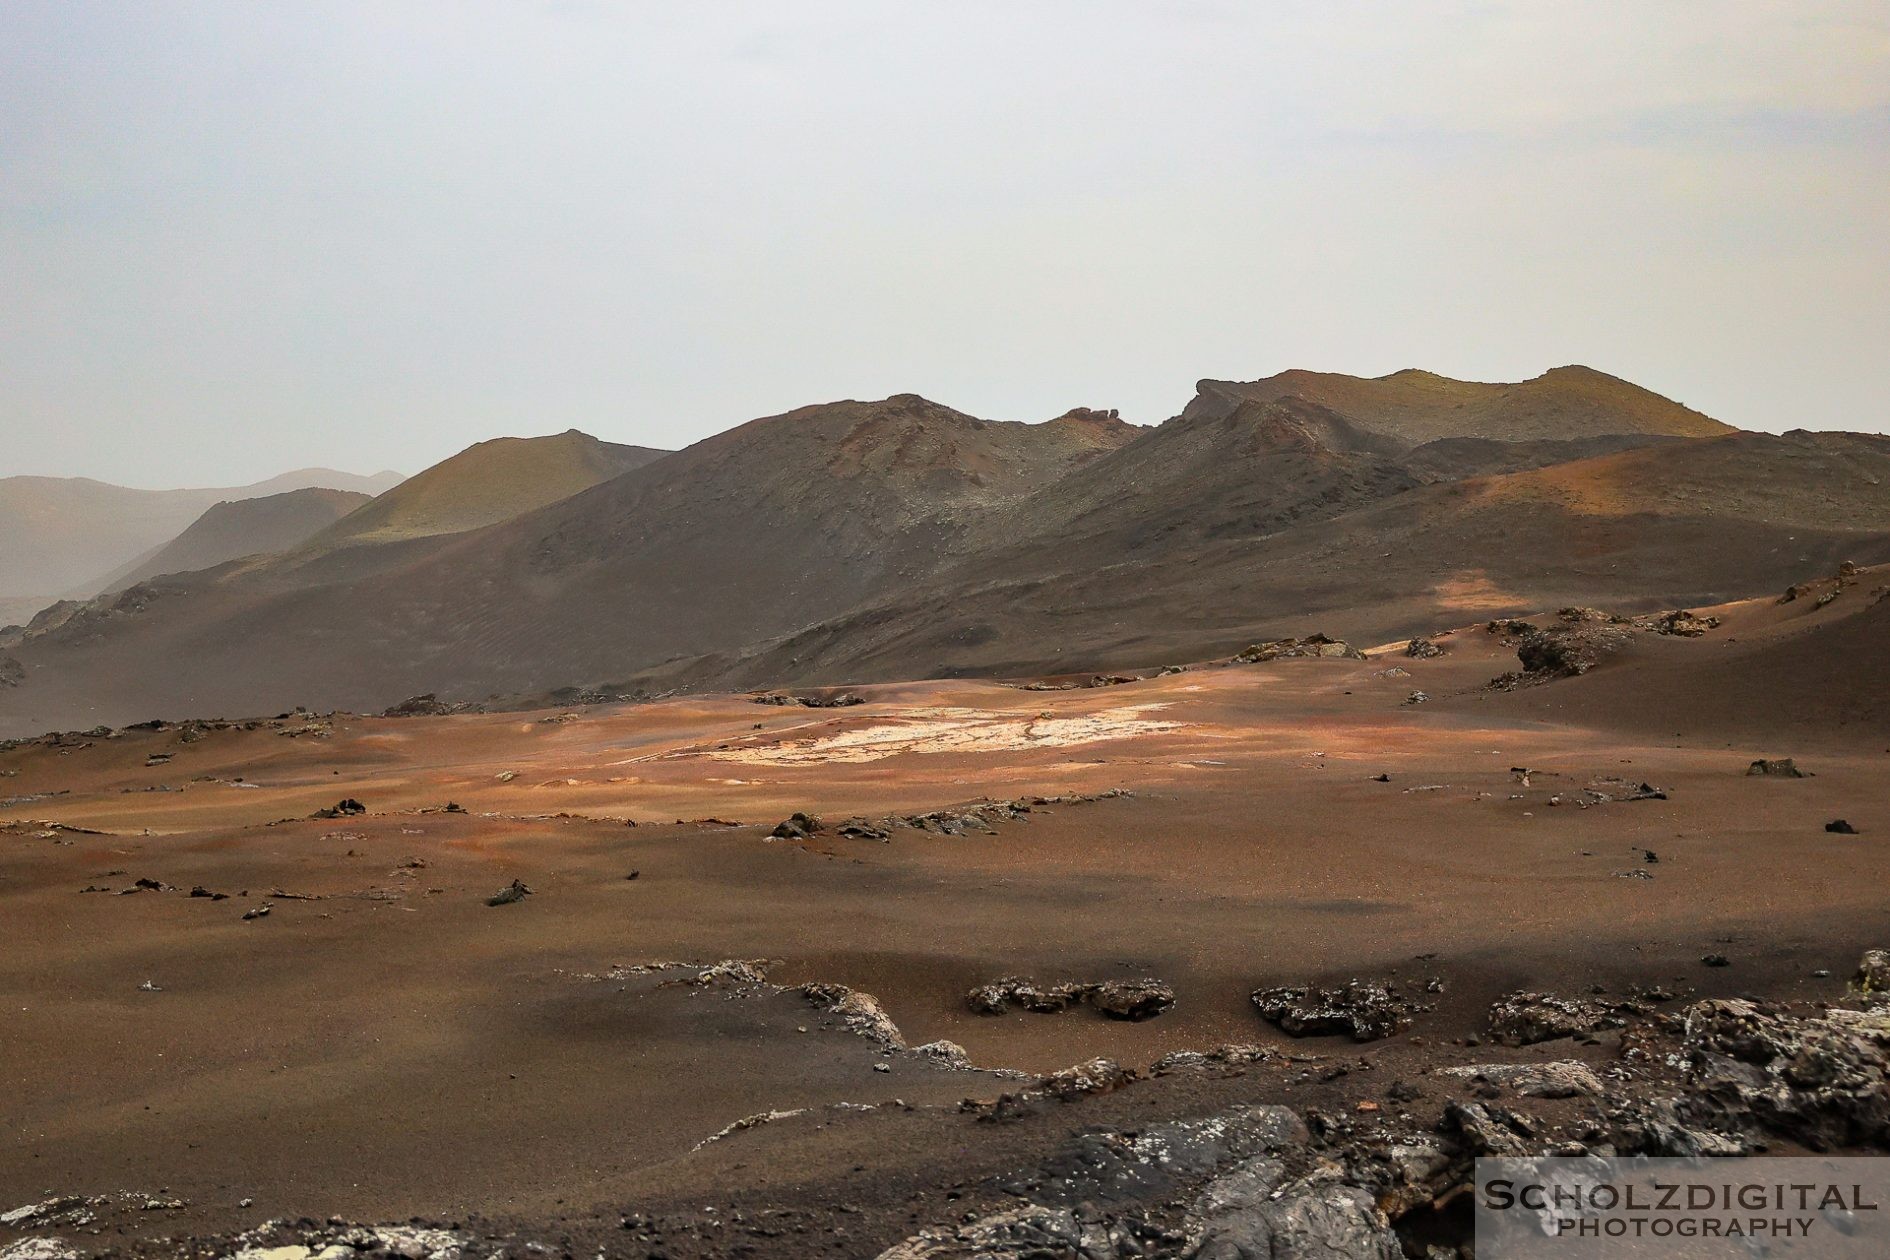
[1681,998,1890,1149]
[1235,634,1360,663]
[1437,1060,1605,1098]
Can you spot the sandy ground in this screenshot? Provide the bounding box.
[1,594,1886,1255]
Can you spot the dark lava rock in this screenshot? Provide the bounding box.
[1827,819,1859,834]
[1702,953,1731,968]
[1643,609,1720,636]
[1016,1103,1305,1209]
[769,811,822,840]
[486,879,532,907]
[967,977,1175,1022]
[1235,633,1359,662]
[1487,991,1622,1046]
[1682,998,1890,1149]
[1855,949,1890,994]
[1252,980,1414,1042]
[382,693,455,717]
[752,691,864,708]
[312,797,367,818]
[1515,623,1627,678]
[1090,979,1177,1021]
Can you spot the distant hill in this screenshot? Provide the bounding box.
[302,430,667,552]
[100,488,376,593]
[0,468,404,607]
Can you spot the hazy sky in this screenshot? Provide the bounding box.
[5,2,1887,486]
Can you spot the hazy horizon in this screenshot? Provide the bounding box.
[7,2,1887,487]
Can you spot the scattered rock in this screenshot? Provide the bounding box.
[1403,690,1430,705]
[1747,758,1807,777]
[242,903,271,921]
[1404,637,1446,658]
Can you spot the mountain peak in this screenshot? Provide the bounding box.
[1187,365,1732,448]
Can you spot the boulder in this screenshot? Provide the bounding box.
[1682,998,1890,1149]
[1487,991,1621,1046]
[485,878,531,907]
[1855,949,1890,995]
[1642,609,1720,636]
[1090,979,1176,1021]
[769,811,822,840]
[1747,758,1807,777]
[1253,980,1414,1042]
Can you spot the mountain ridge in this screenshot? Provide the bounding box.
[9,367,1878,739]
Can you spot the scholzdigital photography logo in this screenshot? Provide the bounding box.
[1476,1158,1890,1256]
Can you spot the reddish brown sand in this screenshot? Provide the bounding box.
[1,584,1885,1253]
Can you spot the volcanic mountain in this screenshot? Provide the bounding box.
[302,429,667,553]
[710,426,1890,689]
[98,488,376,594]
[0,467,404,612]
[0,398,1136,728]
[4,367,1886,737]
[1190,364,1732,447]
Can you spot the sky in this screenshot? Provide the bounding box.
[4,2,1887,487]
